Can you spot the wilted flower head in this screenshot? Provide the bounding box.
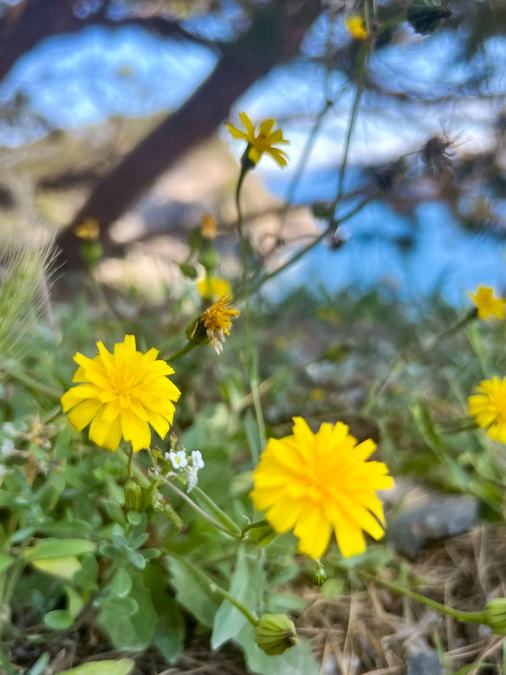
[197,276,232,301]
[468,285,506,320]
[345,15,369,40]
[251,417,394,559]
[61,335,181,452]
[468,377,506,444]
[226,112,289,168]
[197,295,240,354]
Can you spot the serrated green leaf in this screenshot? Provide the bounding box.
[168,557,220,627]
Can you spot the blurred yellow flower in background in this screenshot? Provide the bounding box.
[199,295,240,354]
[197,276,231,301]
[468,377,506,443]
[226,112,289,167]
[468,285,506,320]
[61,335,180,452]
[251,417,394,560]
[75,218,100,241]
[345,15,369,40]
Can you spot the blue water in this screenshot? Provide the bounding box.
[1,21,505,305]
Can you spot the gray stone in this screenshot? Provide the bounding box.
[388,494,479,558]
[407,647,442,675]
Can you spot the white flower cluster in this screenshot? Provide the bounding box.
[165,449,205,491]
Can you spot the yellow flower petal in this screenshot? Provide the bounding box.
[61,335,180,452]
[251,418,394,560]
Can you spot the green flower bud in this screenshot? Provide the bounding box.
[124,479,142,511]
[312,563,327,587]
[483,598,506,635]
[254,613,298,656]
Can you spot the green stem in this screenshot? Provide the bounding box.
[241,519,269,538]
[240,195,373,301]
[126,447,134,481]
[172,555,259,626]
[164,338,199,363]
[329,42,369,238]
[163,478,240,538]
[362,572,485,624]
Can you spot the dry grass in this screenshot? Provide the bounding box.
[299,525,506,674]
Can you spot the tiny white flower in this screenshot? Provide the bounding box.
[2,423,16,437]
[186,466,199,492]
[191,450,204,469]
[168,450,188,470]
[0,439,15,457]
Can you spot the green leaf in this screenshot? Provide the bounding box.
[168,557,220,627]
[97,571,157,651]
[211,546,264,649]
[154,594,185,663]
[59,659,134,675]
[0,553,15,573]
[109,568,132,598]
[31,556,81,579]
[43,610,73,631]
[24,538,96,561]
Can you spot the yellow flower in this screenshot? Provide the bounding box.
[468,377,506,443]
[225,112,289,167]
[251,417,394,560]
[61,335,181,452]
[201,213,217,240]
[345,15,369,40]
[197,276,231,301]
[468,285,506,320]
[198,295,240,354]
[75,218,100,241]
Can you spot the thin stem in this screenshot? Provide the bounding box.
[171,555,259,626]
[240,195,373,301]
[362,572,485,624]
[163,477,239,538]
[164,338,199,363]
[126,447,134,481]
[330,43,369,238]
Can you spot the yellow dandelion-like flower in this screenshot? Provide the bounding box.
[197,276,231,301]
[198,295,240,354]
[251,417,394,560]
[75,218,100,241]
[468,377,506,443]
[226,112,289,167]
[201,213,218,240]
[345,15,369,40]
[61,335,181,452]
[468,285,506,320]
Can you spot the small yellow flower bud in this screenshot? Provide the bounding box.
[254,613,298,656]
[483,598,506,635]
[124,480,142,511]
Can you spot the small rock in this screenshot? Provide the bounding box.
[407,646,442,675]
[388,494,479,558]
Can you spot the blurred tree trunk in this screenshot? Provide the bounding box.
[55,0,320,266]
